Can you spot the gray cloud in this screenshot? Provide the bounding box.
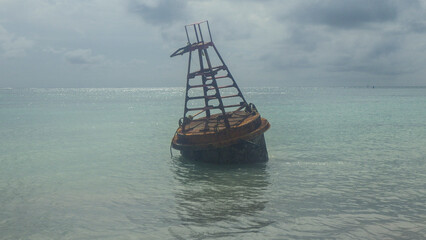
[0,25,33,58]
[367,37,401,59]
[1,0,426,87]
[289,0,400,29]
[408,21,426,33]
[128,0,188,26]
[262,0,426,84]
[64,49,104,65]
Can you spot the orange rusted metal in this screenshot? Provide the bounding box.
[170,21,270,163]
[172,111,270,150]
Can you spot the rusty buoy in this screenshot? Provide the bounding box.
[170,21,270,163]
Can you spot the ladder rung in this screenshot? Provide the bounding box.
[189,84,213,88]
[188,69,218,79]
[188,103,236,111]
[224,104,242,108]
[208,84,234,90]
[189,41,213,51]
[206,75,228,80]
[188,71,203,79]
[188,70,208,79]
[188,66,225,79]
[207,95,218,100]
[187,106,214,111]
[221,94,240,99]
[203,70,220,77]
[170,42,213,58]
[187,103,241,111]
[187,95,216,100]
[212,65,226,71]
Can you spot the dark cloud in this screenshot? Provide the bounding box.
[290,0,400,29]
[129,0,188,26]
[272,0,426,82]
[64,49,104,65]
[325,39,406,76]
[367,37,401,59]
[332,60,414,76]
[407,21,426,33]
[260,53,313,71]
[285,25,327,52]
[2,0,426,87]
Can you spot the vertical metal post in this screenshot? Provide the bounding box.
[206,21,213,42]
[193,25,199,43]
[197,48,210,118]
[202,46,230,128]
[198,24,204,42]
[183,50,192,132]
[185,26,190,44]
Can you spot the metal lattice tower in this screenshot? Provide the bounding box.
[170,21,248,131]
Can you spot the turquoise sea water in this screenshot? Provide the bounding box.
[0,87,425,239]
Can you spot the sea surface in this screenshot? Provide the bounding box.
[0,87,425,239]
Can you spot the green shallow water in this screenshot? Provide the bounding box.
[0,87,425,239]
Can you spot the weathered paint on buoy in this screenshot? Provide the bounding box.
[170,21,270,163]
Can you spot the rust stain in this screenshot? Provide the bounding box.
[170,21,270,162]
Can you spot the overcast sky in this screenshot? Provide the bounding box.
[1,0,426,88]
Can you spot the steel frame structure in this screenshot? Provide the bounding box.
[171,21,248,132]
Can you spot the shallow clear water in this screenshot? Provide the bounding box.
[0,87,425,239]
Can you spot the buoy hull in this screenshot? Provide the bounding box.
[171,111,270,163]
[180,133,268,163]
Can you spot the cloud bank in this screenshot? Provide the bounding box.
[129,0,188,26]
[64,49,105,65]
[0,25,33,58]
[1,0,426,87]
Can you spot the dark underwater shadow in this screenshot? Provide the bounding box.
[169,156,272,238]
